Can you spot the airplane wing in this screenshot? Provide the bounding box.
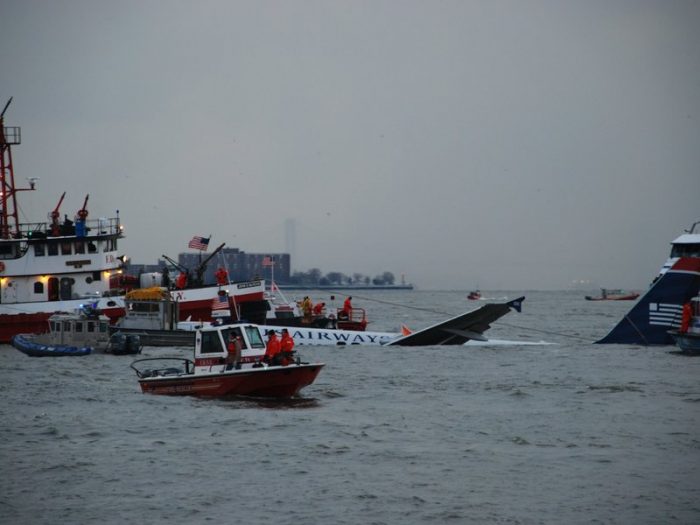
[385,296,524,346]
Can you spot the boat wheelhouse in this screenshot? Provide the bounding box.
[659,220,700,275]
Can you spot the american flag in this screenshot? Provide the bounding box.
[262,256,275,267]
[188,235,210,251]
[212,294,229,310]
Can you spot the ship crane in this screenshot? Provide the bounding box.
[49,192,66,236]
[162,243,226,287]
[76,194,89,221]
[161,254,189,275]
[192,243,226,286]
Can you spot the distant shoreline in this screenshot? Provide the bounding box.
[275,284,415,291]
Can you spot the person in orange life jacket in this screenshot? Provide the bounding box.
[680,302,693,333]
[312,302,325,316]
[175,271,187,289]
[264,330,281,365]
[226,332,242,370]
[340,296,353,319]
[215,267,228,286]
[279,328,295,364]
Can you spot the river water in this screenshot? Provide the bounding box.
[1,290,698,524]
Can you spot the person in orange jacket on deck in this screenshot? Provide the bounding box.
[340,296,353,320]
[226,332,243,370]
[680,302,692,333]
[312,302,325,316]
[175,271,187,289]
[280,328,295,365]
[215,266,228,286]
[264,330,281,365]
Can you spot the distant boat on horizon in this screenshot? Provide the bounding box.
[585,288,640,301]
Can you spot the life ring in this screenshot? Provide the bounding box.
[0,261,5,273]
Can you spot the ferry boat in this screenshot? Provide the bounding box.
[659,220,700,275]
[130,322,324,398]
[597,220,700,345]
[0,99,265,343]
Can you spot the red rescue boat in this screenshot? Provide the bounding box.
[130,322,324,398]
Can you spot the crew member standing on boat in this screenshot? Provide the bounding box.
[301,296,313,323]
[280,328,295,364]
[215,266,228,286]
[313,302,325,316]
[264,330,281,365]
[162,266,171,288]
[175,271,187,289]
[227,332,242,369]
[680,302,693,333]
[340,296,353,320]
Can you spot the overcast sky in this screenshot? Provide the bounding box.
[2,0,698,290]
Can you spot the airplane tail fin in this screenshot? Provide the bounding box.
[596,257,700,345]
[507,296,525,313]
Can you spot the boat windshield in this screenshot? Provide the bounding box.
[244,326,265,349]
[671,243,700,258]
[200,330,223,354]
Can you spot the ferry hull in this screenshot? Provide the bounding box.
[138,363,324,398]
[669,331,700,354]
[0,282,265,343]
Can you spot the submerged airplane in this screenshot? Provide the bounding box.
[596,220,700,345]
[265,297,525,347]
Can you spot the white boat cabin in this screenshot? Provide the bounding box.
[661,220,700,275]
[193,323,267,373]
[41,309,111,348]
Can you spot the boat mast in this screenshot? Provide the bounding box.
[0,98,35,239]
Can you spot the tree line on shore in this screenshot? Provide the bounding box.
[285,269,396,287]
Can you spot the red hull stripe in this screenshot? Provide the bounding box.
[138,365,323,398]
[671,257,700,273]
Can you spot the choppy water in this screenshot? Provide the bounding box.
[1,290,698,524]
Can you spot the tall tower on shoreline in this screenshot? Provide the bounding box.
[284,218,296,270]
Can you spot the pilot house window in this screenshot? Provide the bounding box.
[200,331,223,354]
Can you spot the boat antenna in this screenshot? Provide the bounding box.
[1,97,12,118]
[1,98,36,239]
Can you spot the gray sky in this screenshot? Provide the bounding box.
[2,0,699,290]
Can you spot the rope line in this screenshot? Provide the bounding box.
[312,288,592,342]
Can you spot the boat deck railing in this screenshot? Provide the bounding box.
[8,217,122,240]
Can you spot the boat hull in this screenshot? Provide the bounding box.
[11,334,92,357]
[585,294,640,301]
[0,282,265,343]
[138,363,324,398]
[669,331,700,354]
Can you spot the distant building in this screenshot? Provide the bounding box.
[125,248,291,285]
